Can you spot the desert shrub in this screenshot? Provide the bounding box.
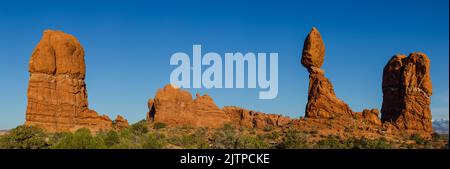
[168,128,209,149]
[52,128,106,149]
[345,137,392,149]
[180,124,194,130]
[278,130,308,149]
[211,124,270,149]
[190,128,210,149]
[115,133,141,148]
[315,136,392,149]
[211,124,239,149]
[0,125,48,149]
[263,126,273,132]
[131,120,149,136]
[153,122,167,129]
[222,123,235,131]
[265,131,280,140]
[315,135,345,149]
[431,132,443,142]
[98,130,121,147]
[118,127,134,139]
[109,140,139,148]
[410,134,428,145]
[238,126,246,132]
[235,135,270,149]
[47,132,70,146]
[105,128,143,149]
[142,132,166,149]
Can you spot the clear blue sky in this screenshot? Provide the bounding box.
[0,0,448,129]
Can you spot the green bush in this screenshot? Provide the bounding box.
[265,131,280,140]
[345,137,392,149]
[52,128,106,149]
[0,125,48,149]
[278,130,308,149]
[153,122,167,129]
[315,136,393,149]
[168,128,209,149]
[263,126,273,132]
[235,135,270,149]
[410,134,428,145]
[431,132,442,142]
[98,130,121,147]
[47,132,70,146]
[211,124,239,149]
[142,132,166,149]
[131,120,149,136]
[108,128,144,149]
[315,135,346,149]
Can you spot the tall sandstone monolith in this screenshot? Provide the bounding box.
[25,30,127,132]
[381,52,433,132]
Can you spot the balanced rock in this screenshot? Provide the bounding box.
[25,30,126,133]
[381,52,432,132]
[301,28,353,118]
[301,27,325,70]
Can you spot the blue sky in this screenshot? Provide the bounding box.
[0,0,448,129]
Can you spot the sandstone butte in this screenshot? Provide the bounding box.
[25,30,129,133]
[146,84,291,129]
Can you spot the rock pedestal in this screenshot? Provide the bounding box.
[301,28,353,118]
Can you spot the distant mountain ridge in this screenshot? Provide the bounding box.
[432,119,449,134]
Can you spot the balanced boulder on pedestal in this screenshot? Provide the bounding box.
[301,27,353,119]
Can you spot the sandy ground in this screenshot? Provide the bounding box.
[0,130,9,136]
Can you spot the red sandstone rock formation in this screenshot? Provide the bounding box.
[146,84,232,128]
[25,30,128,133]
[301,27,325,69]
[223,106,291,129]
[359,109,382,126]
[301,28,353,118]
[381,52,432,132]
[299,27,432,136]
[146,85,293,129]
[113,115,129,130]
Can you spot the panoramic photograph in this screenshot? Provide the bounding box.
[0,0,448,167]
